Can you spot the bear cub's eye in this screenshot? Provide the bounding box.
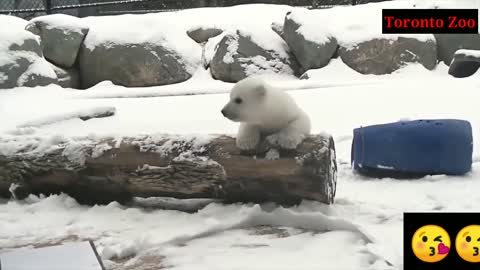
[234,98,242,104]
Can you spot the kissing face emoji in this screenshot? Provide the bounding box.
[455,225,480,263]
[411,225,451,263]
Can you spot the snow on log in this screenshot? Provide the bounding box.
[0,134,337,206]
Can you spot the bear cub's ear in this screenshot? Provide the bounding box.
[255,84,267,97]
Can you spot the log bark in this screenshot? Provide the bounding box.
[0,134,337,206]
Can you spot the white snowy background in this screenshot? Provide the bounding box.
[1,1,480,269]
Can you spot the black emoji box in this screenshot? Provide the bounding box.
[404,212,480,269]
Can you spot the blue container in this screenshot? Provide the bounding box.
[351,119,473,177]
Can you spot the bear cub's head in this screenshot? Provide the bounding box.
[221,77,267,124]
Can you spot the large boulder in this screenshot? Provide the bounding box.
[0,16,57,89]
[282,11,338,72]
[448,49,480,78]
[282,3,438,74]
[26,14,89,68]
[209,30,298,83]
[79,42,193,88]
[434,34,480,65]
[339,37,437,75]
[78,15,200,89]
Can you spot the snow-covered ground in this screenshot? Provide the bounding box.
[2,0,480,268]
[1,59,480,270]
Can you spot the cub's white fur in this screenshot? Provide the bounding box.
[221,76,311,150]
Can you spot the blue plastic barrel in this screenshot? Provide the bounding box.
[351,119,473,177]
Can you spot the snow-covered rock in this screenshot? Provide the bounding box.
[50,63,80,89]
[79,42,193,88]
[435,34,480,66]
[270,22,284,39]
[409,0,480,66]
[339,37,437,75]
[283,11,338,72]
[26,14,89,68]
[78,13,201,88]
[448,49,480,78]
[187,26,223,44]
[0,15,57,89]
[284,2,437,74]
[210,30,299,82]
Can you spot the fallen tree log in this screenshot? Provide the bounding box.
[0,134,337,206]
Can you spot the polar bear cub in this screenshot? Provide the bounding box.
[221,76,311,150]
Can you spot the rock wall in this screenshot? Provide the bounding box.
[1,3,479,90]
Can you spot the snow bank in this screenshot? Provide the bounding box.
[0,59,475,138]
[303,58,450,81]
[17,106,116,128]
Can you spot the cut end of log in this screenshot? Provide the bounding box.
[0,133,337,208]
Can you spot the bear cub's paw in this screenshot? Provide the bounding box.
[265,148,280,160]
[236,132,260,150]
[236,123,261,150]
[266,131,304,150]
